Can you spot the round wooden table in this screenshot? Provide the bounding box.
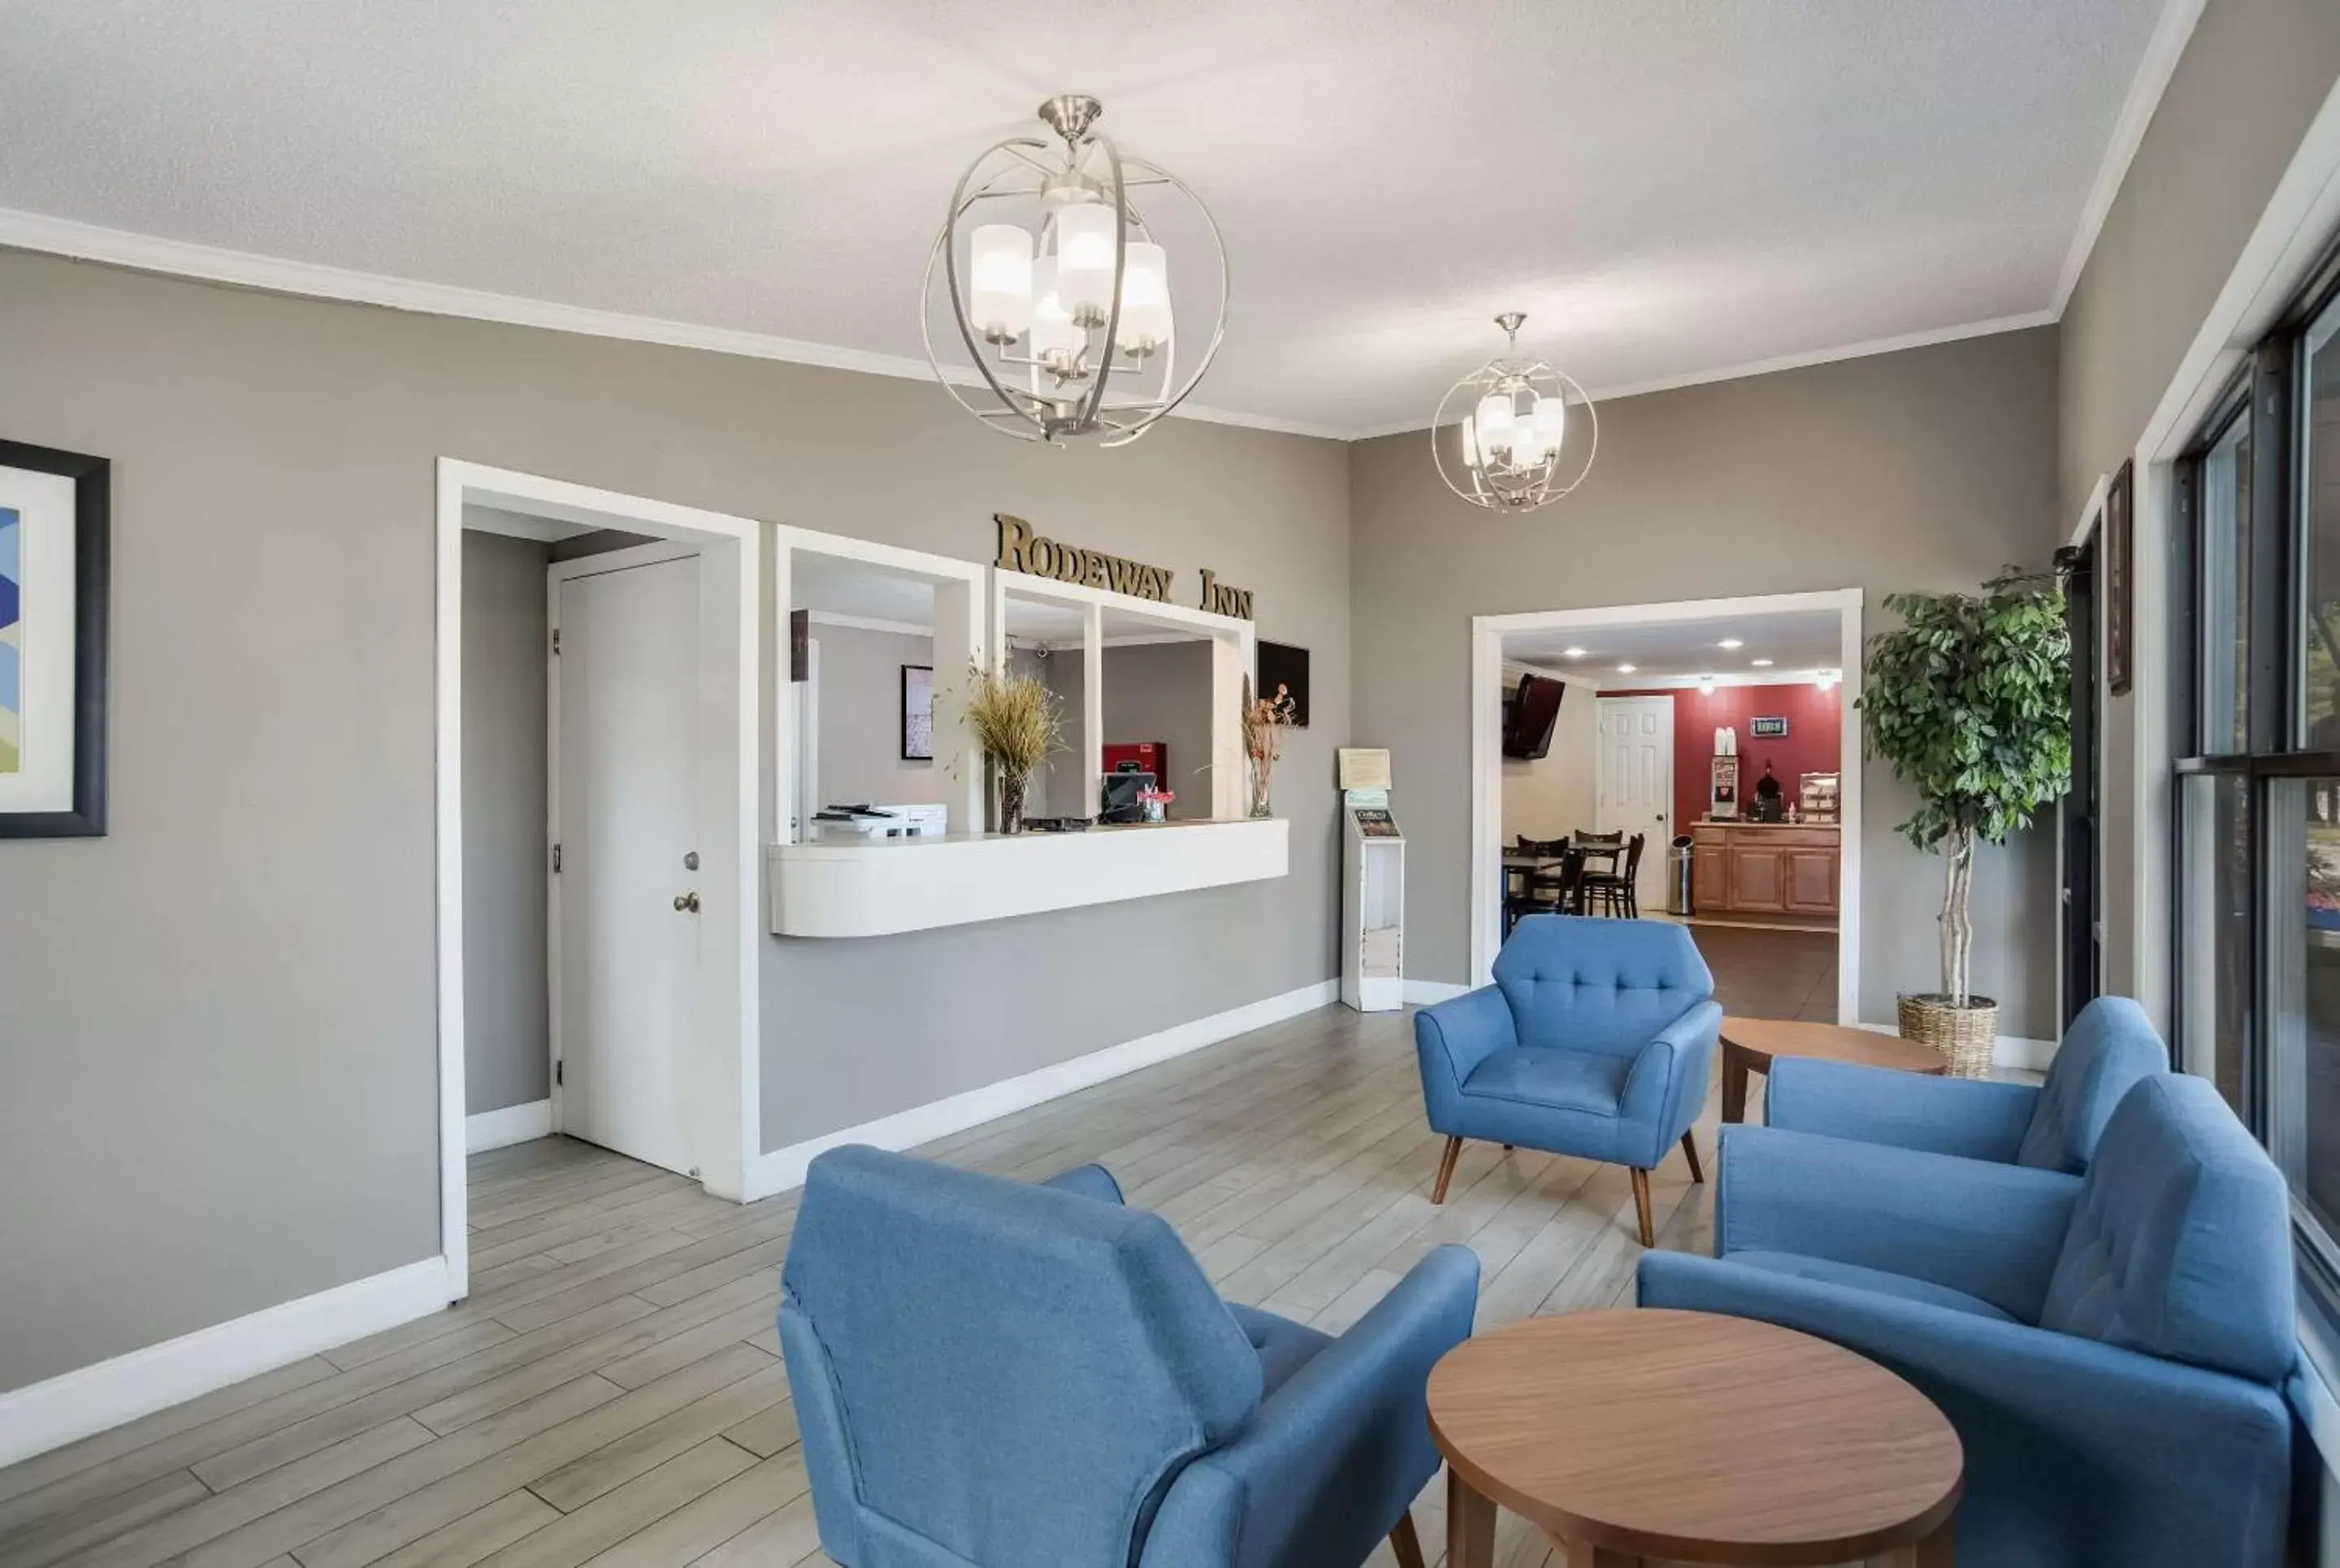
[1428,1310,1961,1567]
[1719,1015,1947,1124]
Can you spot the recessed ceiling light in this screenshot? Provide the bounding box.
[1562,647,1588,658]
[1751,658,1774,667]
[1616,663,1636,674]
[1717,639,1744,649]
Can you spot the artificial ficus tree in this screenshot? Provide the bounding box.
[1860,569,2072,1007]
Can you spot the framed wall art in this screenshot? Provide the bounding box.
[1256,640,1310,728]
[901,663,934,760]
[0,440,110,837]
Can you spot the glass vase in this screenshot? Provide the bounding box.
[1247,759,1273,820]
[999,772,1028,835]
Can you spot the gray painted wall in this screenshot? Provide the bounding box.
[1348,327,2065,1038]
[808,622,940,812]
[462,531,552,1116]
[2058,0,2340,1006]
[0,248,1347,1388]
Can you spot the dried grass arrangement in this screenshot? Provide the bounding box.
[961,662,1062,833]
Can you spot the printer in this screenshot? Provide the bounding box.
[809,803,947,840]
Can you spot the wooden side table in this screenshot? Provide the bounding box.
[1720,1015,1947,1124]
[1428,1310,1961,1567]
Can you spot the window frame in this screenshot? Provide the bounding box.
[2173,232,2340,1319]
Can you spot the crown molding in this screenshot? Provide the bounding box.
[0,208,1349,443]
[2052,0,2206,315]
[1346,310,2060,440]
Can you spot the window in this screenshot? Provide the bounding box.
[2199,413,2251,753]
[2174,245,2340,1296]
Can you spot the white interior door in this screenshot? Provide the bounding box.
[1596,695,1675,913]
[555,553,700,1176]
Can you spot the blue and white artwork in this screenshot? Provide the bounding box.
[0,506,19,775]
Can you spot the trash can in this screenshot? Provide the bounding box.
[1667,834,1696,916]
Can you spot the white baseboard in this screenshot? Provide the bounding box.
[1402,980,1471,1006]
[1855,1020,2057,1073]
[744,979,1339,1200]
[466,1098,552,1153]
[0,1255,457,1470]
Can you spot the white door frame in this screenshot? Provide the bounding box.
[1593,694,1675,912]
[438,459,765,1297]
[546,538,712,1167]
[1471,588,1865,1023]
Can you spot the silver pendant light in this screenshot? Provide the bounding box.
[924,94,1228,447]
[1433,313,1597,510]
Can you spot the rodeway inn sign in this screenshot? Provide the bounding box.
[993,513,1254,619]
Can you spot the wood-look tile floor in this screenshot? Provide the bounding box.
[1694,924,1840,1022]
[2,996,1898,1568]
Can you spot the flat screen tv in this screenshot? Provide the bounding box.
[1503,674,1566,760]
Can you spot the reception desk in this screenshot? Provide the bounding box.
[769,816,1289,938]
[1690,820,1840,924]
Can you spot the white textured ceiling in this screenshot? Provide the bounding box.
[0,0,2167,436]
[1505,611,1842,683]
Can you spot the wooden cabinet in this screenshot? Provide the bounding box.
[1784,847,1839,913]
[1728,844,1785,911]
[1690,822,1838,921]
[1692,842,1728,911]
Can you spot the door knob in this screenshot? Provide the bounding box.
[673,891,700,913]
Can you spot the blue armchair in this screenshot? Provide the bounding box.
[1766,994,2166,1172]
[1414,915,1720,1245]
[1638,1074,2296,1566]
[779,1145,1480,1568]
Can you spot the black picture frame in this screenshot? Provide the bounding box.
[1256,640,1310,728]
[2106,458,2133,696]
[901,664,934,760]
[0,439,109,838]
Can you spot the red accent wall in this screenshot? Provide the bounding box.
[1606,683,1844,834]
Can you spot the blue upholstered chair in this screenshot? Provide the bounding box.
[1639,1074,2296,1567]
[778,1146,1480,1568]
[1766,994,2166,1172]
[1414,915,1721,1245]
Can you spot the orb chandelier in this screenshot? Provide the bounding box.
[1432,313,1597,511]
[923,93,1228,448]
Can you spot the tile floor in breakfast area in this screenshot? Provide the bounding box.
[0,926,1875,1568]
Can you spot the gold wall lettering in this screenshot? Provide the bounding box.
[994,513,1173,603]
[1198,569,1254,620]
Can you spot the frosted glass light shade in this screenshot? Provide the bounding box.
[1116,241,1172,351]
[1531,392,1566,449]
[1475,392,1516,454]
[1510,426,1546,468]
[1459,415,1480,468]
[1055,203,1118,320]
[969,224,1033,342]
[1029,257,1081,362]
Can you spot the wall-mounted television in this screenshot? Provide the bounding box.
[1503,674,1566,760]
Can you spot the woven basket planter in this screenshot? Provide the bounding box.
[1897,993,1998,1079]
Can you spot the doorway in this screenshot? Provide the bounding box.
[437,461,765,1297]
[2056,530,2102,1029]
[1595,695,1675,913]
[550,542,704,1176]
[1472,589,1865,1024]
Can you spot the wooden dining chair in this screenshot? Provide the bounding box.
[1583,832,1646,916]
